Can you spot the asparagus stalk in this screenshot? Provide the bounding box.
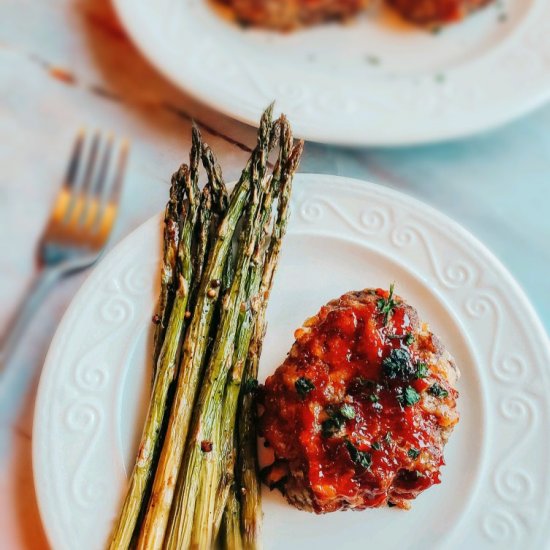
[137,106,274,550]
[163,115,273,550]
[193,140,229,293]
[166,209,261,550]
[213,131,290,549]
[211,125,301,548]
[212,362,244,537]
[163,113,271,548]
[202,142,229,214]
[194,184,213,292]
[168,139,232,549]
[188,118,287,547]
[238,136,304,549]
[189,123,201,189]
[207,118,290,541]
[108,164,199,550]
[152,169,185,382]
[222,484,244,550]
[196,197,271,547]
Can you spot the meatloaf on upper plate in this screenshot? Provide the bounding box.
[221,0,494,29]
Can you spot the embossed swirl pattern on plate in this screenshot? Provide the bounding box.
[59,261,154,513]
[296,194,390,235]
[390,224,477,289]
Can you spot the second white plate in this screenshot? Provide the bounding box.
[113,0,550,145]
[33,175,550,549]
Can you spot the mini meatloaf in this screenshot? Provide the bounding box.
[220,0,494,28]
[260,287,459,512]
[387,0,494,24]
[223,0,369,30]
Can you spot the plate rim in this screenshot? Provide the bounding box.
[112,0,550,146]
[32,174,550,550]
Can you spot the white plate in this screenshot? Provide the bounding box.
[112,0,550,146]
[33,175,550,549]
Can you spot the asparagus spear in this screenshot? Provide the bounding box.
[202,142,229,214]
[152,168,185,382]
[163,114,273,550]
[152,126,206,384]
[207,118,290,541]
[222,484,244,550]
[137,106,274,550]
[238,137,304,549]
[108,164,199,550]
[212,126,291,547]
[211,125,301,548]
[179,139,233,548]
[193,140,229,293]
[194,184,213,291]
[194,196,272,547]
[187,117,287,547]
[189,123,201,189]
[212,361,244,537]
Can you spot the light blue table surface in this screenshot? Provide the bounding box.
[301,104,550,333]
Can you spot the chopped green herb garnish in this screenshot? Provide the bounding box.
[372,441,381,451]
[340,404,356,420]
[404,333,415,346]
[408,448,420,459]
[382,348,414,380]
[345,441,372,470]
[384,431,392,444]
[415,362,428,379]
[295,377,315,397]
[322,415,344,437]
[398,385,421,407]
[369,393,379,403]
[243,378,259,394]
[428,383,449,398]
[377,283,397,324]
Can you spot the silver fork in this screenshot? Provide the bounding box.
[0,130,129,370]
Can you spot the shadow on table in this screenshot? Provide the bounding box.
[0,363,50,550]
[13,430,50,549]
[74,0,257,155]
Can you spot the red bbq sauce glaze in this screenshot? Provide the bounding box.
[260,288,459,513]
[387,0,494,25]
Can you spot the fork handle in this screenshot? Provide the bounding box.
[0,255,96,372]
[0,266,64,372]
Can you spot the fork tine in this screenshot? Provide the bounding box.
[80,131,101,195]
[46,130,86,235]
[65,128,85,189]
[93,133,114,199]
[109,139,129,205]
[66,130,101,228]
[93,138,129,247]
[81,133,115,231]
